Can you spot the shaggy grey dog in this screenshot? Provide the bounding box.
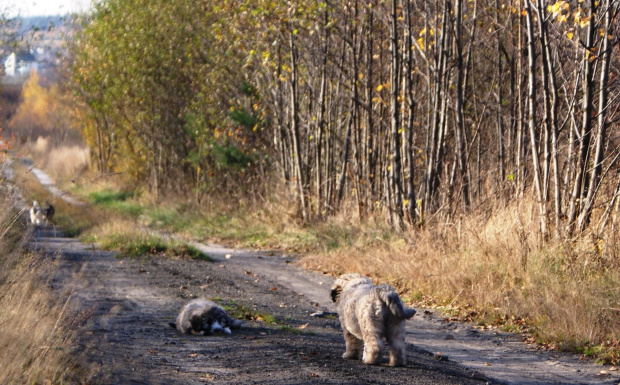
[331,273,416,366]
[170,298,242,335]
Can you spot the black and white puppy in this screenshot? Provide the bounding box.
[170,298,242,335]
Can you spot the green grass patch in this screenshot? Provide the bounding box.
[54,212,95,238]
[87,190,143,218]
[221,301,278,325]
[88,189,134,204]
[84,231,211,261]
[575,344,620,364]
[278,325,302,334]
[68,184,336,255]
[145,206,190,232]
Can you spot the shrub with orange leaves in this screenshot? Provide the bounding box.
[0,128,15,161]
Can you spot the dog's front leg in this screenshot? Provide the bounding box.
[342,329,363,360]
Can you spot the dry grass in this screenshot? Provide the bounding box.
[300,198,620,362]
[0,196,86,384]
[23,137,90,184]
[47,145,90,182]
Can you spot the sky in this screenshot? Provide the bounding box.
[0,0,91,17]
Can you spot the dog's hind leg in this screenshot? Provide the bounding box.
[362,337,384,365]
[386,323,407,366]
[342,329,363,360]
[360,321,384,364]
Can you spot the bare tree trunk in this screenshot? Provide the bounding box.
[289,27,308,221]
[389,0,404,229]
[336,100,354,207]
[566,1,597,235]
[577,0,615,232]
[404,0,417,226]
[454,0,470,209]
[536,0,561,234]
[424,0,449,211]
[275,46,291,183]
[351,0,363,219]
[364,1,376,214]
[494,0,505,187]
[524,0,547,237]
[515,14,527,198]
[315,8,329,216]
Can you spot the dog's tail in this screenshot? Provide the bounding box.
[377,284,417,320]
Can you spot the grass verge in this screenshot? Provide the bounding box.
[14,163,208,261]
[0,193,88,383]
[81,219,211,260]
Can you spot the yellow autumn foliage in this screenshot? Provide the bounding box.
[8,71,74,143]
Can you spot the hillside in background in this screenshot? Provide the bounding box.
[1,15,72,85]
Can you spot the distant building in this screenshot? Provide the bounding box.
[3,52,37,77]
[3,53,15,76]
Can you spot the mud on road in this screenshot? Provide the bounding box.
[29,227,489,385]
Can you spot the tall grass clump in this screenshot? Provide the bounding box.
[300,196,620,362]
[82,219,211,260]
[0,195,86,383]
[47,145,90,182]
[25,137,90,184]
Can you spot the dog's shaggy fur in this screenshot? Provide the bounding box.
[170,298,242,335]
[331,273,416,366]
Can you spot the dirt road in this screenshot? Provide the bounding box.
[22,224,617,385]
[29,227,487,384]
[14,163,618,385]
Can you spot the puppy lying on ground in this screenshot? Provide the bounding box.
[331,273,416,366]
[170,298,242,335]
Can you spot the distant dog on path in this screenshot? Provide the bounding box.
[30,200,44,226]
[29,200,54,226]
[170,299,242,335]
[331,273,416,366]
